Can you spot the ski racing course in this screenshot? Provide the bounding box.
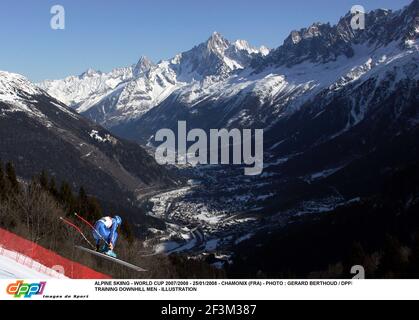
[0,247,66,279]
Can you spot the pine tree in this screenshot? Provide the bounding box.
[121,219,134,245]
[77,186,89,217]
[5,162,19,194]
[377,235,405,278]
[39,170,49,190]
[59,181,76,214]
[0,161,5,200]
[49,177,58,199]
[28,176,38,194]
[78,187,87,203]
[407,233,419,278]
[86,196,102,221]
[343,242,369,278]
[349,242,366,266]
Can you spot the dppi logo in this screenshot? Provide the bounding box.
[6,280,46,298]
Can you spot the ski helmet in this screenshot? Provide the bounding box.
[114,215,122,226]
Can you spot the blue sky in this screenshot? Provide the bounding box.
[0,0,411,82]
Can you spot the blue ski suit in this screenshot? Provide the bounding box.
[93,217,119,248]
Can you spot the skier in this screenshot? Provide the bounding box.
[93,215,122,257]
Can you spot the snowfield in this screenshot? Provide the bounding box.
[0,71,50,121]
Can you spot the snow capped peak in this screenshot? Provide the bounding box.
[80,68,101,78]
[0,70,25,80]
[286,22,334,43]
[280,23,334,49]
[0,71,58,122]
[37,66,134,110]
[289,31,302,45]
[259,46,270,56]
[204,34,270,57]
[171,53,182,65]
[233,39,252,51]
[255,2,418,70]
[208,31,226,43]
[169,32,268,81]
[374,8,392,16]
[305,22,330,38]
[205,31,230,56]
[36,1,417,134]
[133,56,154,77]
[71,33,269,124]
[233,39,270,56]
[0,71,43,97]
[40,30,269,115]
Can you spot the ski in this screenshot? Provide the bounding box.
[75,246,147,272]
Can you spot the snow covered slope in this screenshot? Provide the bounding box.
[0,248,66,279]
[37,67,134,114]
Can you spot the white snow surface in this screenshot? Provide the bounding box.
[38,67,134,113]
[0,247,67,279]
[0,71,48,120]
[0,71,80,129]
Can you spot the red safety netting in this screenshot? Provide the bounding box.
[0,227,111,279]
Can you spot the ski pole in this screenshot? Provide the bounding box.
[60,217,96,249]
[74,213,110,246]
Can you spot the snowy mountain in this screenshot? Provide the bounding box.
[39,2,418,141]
[38,32,269,127]
[171,32,269,81]
[255,3,418,68]
[38,66,134,114]
[108,1,417,141]
[42,3,417,129]
[0,71,175,205]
